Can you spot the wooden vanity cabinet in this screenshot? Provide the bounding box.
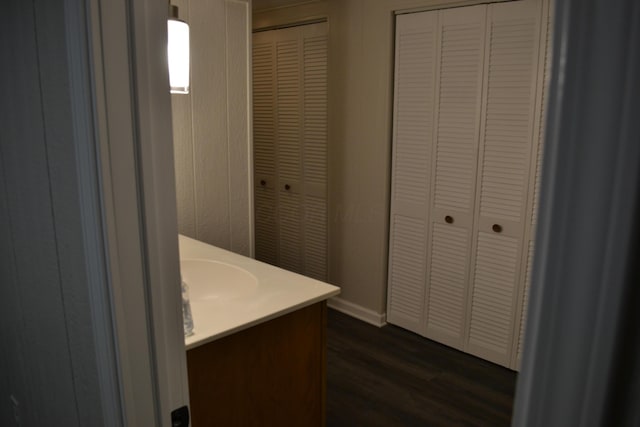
[186,301,327,426]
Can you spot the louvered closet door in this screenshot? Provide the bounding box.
[387,12,438,334]
[301,23,328,281]
[423,5,487,349]
[274,26,305,273]
[465,1,542,366]
[252,23,328,279]
[511,0,553,370]
[253,33,278,265]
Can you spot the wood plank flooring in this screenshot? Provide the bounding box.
[326,309,517,427]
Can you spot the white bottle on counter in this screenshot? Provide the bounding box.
[182,277,194,337]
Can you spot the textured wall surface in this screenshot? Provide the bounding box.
[172,0,253,256]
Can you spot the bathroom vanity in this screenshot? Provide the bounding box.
[179,235,340,426]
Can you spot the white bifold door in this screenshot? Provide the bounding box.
[387,0,552,369]
[252,22,328,281]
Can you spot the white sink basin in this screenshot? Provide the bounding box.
[180,259,258,301]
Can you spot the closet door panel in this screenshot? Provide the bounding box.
[304,195,327,280]
[255,186,278,264]
[302,23,328,281]
[279,189,303,274]
[512,0,553,369]
[253,39,276,181]
[516,239,535,362]
[468,232,520,358]
[467,1,541,366]
[431,5,486,218]
[389,216,429,329]
[425,222,472,345]
[477,9,539,225]
[387,11,438,332]
[302,26,328,192]
[278,180,303,272]
[253,35,278,264]
[424,5,486,348]
[274,28,304,271]
[275,33,303,187]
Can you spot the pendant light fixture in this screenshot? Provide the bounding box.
[167,4,190,94]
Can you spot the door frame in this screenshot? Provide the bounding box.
[513,0,640,424]
[86,0,189,424]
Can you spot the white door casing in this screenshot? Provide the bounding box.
[90,0,189,423]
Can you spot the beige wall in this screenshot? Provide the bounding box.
[253,0,518,316]
[172,0,253,256]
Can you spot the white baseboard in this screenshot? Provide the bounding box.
[327,297,387,327]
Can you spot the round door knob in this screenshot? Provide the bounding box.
[492,224,503,233]
[260,179,266,186]
[284,184,291,191]
[445,215,454,224]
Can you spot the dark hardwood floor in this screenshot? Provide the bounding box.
[326,309,517,427]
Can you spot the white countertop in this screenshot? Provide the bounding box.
[179,235,340,350]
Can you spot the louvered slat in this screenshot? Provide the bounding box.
[517,239,534,361]
[531,10,552,227]
[387,11,437,332]
[422,5,485,348]
[274,37,303,272]
[389,215,428,324]
[513,3,552,370]
[276,39,301,183]
[253,41,276,178]
[468,232,519,354]
[254,187,277,265]
[279,191,303,273]
[393,30,435,205]
[433,14,485,213]
[426,222,470,347]
[302,30,328,281]
[253,37,277,265]
[303,35,327,187]
[479,16,538,223]
[304,195,327,281]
